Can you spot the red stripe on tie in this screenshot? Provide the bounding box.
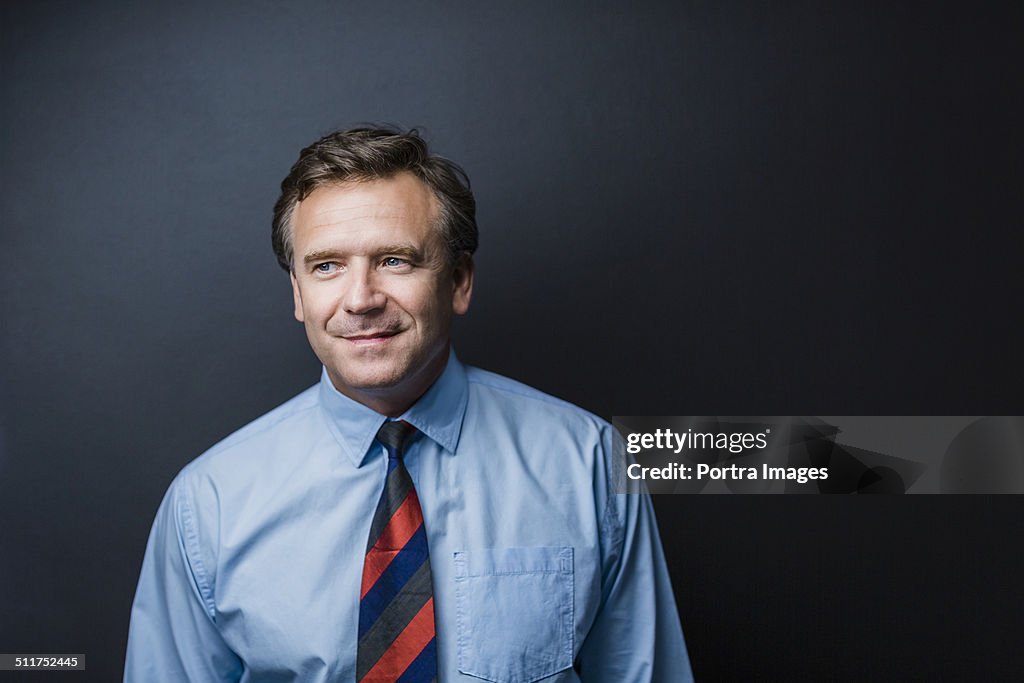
[361,597,435,682]
[360,491,425,598]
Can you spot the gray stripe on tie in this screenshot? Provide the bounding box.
[356,559,433,680]
[365,463,414,552]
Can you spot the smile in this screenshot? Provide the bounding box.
[342,331,400,346]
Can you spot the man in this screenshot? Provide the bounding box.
[125,127,692,682]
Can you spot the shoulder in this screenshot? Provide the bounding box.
[205,383,322,456]
[466,366,607,422]
[463,365,613,446]
[171,382,323,496]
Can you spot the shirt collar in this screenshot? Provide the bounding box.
[317,348,468,467]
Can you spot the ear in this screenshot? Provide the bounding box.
[290,271,305,322]
[450,253,474,316]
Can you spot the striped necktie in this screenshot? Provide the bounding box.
[357,420,437,682]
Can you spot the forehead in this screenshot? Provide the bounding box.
[292,173,440,249]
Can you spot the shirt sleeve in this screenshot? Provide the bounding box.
[124,472,242,682]
[575,426,694,682]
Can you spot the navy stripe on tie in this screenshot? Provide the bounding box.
[395,637,437,683]
[357,561,433,671]
[358,524,429,636]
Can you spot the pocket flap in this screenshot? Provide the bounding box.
[454,546,573,578]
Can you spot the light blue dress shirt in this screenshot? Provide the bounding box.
[125,351,692,682]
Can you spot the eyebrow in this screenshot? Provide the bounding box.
[303,249,344,265]
[302,245,423,265]
[376,244,422,260]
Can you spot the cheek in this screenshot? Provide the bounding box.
[388,280,437,311]
[299,286,341,323]
[409,286,450,324]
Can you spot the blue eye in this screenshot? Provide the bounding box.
[315,262,337,274]
[383,257,407,267]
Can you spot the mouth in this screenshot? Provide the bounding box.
[341,330,401,346]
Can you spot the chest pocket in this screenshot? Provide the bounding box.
[454,546,574,683]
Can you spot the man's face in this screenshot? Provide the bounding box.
[289,173,473,414]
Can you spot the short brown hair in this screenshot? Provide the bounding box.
[271,127,478,272]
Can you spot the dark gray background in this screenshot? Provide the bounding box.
[2,1,1022,680]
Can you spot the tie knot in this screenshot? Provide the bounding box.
[376,420,418,457]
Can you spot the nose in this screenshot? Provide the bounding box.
[342,264,387,314]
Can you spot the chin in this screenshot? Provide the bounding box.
[334,363,408,391]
